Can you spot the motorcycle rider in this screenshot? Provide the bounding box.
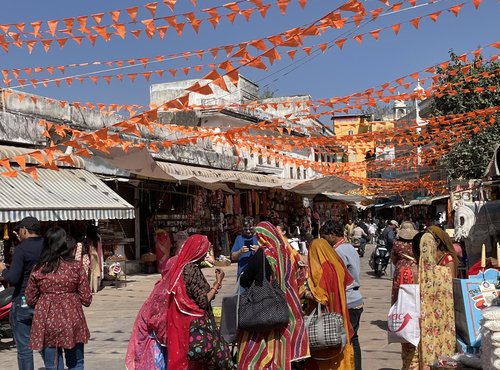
[382,220,398,253]
[352,221,368,247]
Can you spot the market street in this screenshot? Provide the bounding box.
[1,243,401,369]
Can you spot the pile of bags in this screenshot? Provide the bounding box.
[481,305,500,370]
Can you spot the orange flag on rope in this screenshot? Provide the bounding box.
[126,7,139,22]
[353,34,363,44]
[410,17,421,29]
[24,167,38,181]
[472,0,481,9]
[450,3,464,16]
[335,38,347,49]
[163,0,177,11]
[369,29,381,40]
[428,11,441,22]
[258,4,272,18]
[277,0,291,15]
[145,2,158,17]
[110,10,121,23]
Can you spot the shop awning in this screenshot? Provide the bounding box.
[322,192,371,203]
[91,146,359,195]
[0,144,86,169]
[408,194,449,206]
[484,144,500,177]
[0,167,135,223]
[283,176,359,195]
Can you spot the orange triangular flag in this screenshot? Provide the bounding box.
[410,17,421,29]
[128,73,138,82]
[277,0,291,15]
[114,24,126,39]
[450,3,464,16]
[472,0,481,9]
[30,21,42,37]
[369,29,381,40]
[287,50,297,60]
[15,23,26,33]
[428,11,441,22]
[110,10,121,23]
[297,0,307,9]
[91,13,105,25]
[391,23,401,35]
[370,8,383,20]
[13,155,27,170]
[226,12,237,24]
[353,34,363,44]
[130,30,141,39]
[258,4,272,18]
[41,39,52,52]
[56,38,68,48]
[335,38,347,49]
[46,20,58,37]
[163,0,177,11]
[23,167,38,181]
[145,2,158,17]
[126,7,139,22]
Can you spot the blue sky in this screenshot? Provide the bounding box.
[0,0,497,120]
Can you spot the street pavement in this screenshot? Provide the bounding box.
[1,243,402,369]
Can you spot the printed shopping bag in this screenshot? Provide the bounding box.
[387,284,420,346]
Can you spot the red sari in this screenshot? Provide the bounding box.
[126,235,210,370]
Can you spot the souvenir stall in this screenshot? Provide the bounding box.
[313,194,350,224]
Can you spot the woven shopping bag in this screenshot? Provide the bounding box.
[305,302,347,351]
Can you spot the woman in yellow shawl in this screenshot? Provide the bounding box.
[304,238,355,370]
[405,226,458,369]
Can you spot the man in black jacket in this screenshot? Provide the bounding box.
[0,217,43,370]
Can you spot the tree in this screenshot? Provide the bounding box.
[431,51,500,179]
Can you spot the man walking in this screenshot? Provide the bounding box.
[321,221,364,370]
[0,217,43,370]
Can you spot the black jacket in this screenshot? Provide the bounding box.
[2,236,43,299]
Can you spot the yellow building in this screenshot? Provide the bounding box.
[331,114,395,181]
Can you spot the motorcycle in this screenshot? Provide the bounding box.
[0,286,14,338]
[351,237,366,257]
[369,239,391,277]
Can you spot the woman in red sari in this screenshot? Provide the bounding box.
[126,234,234,370]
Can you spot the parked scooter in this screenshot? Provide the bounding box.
[369,239,391,277]
[0,286,14,338]
[351,237,366,257]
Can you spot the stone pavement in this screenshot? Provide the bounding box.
[1,243,402,369]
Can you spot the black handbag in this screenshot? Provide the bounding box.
[237,251,289,332]
[220,293,238,344]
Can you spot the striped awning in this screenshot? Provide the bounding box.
[0,167,135,223]
[0,145,85,169]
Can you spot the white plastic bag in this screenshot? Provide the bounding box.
[387,284,420,346]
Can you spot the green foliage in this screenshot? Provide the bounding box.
[431,51,500,179]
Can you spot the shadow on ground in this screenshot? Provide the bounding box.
[371,320,388,330]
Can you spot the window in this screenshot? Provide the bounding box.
[297,168,301,179]
[303,169,307,179]
[289,167,294,179]
[348,129,354,135]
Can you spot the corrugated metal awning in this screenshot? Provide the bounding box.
[0,167,135,222]
[0,145,85,169]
